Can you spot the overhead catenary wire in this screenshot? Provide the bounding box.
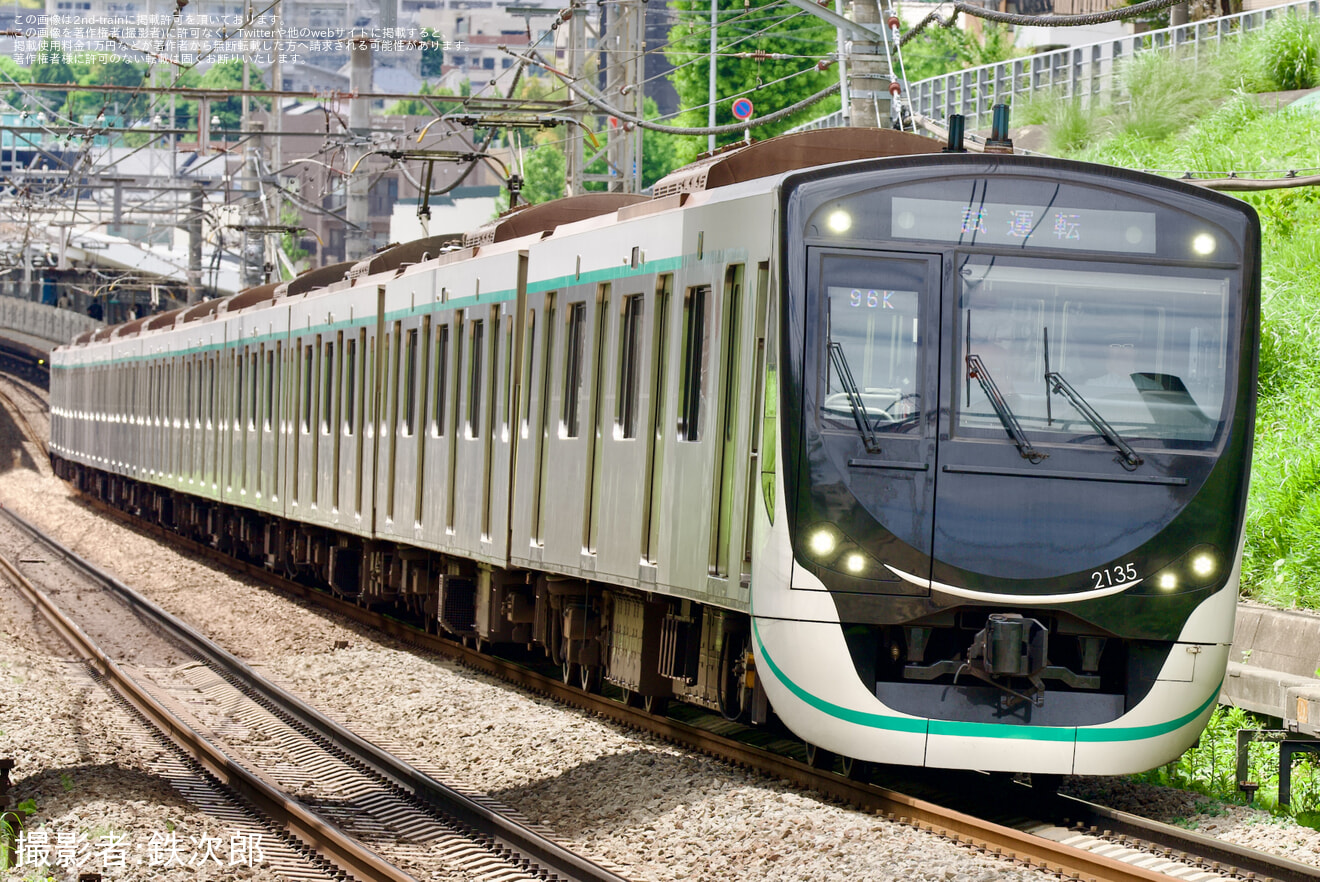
[900,0,1194,45]
[515,47,839,136]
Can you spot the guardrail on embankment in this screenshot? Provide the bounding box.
[909,0,1320,129]
[0,295,101,361]
[797,0,1320,132]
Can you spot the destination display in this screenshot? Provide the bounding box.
[890,197,1157,254]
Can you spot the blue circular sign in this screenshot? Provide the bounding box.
[732,98,754,121]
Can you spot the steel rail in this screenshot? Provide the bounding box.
[1056,794,1320,882]
[0,530,418,882]
[67,497,1300,882]
[0,382,48,460]
[0,503,633,882]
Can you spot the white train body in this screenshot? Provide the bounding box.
[50,129,1259,775]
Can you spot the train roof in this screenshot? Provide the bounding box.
[60,128,947,350]
[652,128,940,197]
[463,193,649,247]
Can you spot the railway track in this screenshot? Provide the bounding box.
[64,495,1320,882]
[0,371,48,461]
[0,504,633,882]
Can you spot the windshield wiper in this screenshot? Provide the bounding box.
[1045,371,1143,470]
[966,353,1045,463]
[827,341,882,454]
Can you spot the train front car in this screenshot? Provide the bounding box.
[752,155,1259,775]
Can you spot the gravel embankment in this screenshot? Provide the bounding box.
[2,380,1319,880]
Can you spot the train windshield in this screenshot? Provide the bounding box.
[822,254,924,432]
[957,255,1233,447]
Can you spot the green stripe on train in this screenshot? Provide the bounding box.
[751,616,1218,742]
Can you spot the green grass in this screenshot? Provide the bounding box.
[1033,39,1320,609]
[1023,26,1320,815]
[1135,706,1320,826]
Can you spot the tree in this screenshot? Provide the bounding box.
[900,22,1022,83]
[641,98,682,189]
[66,60,150,124]
[421,27,447,79]
[382,82,463,117]
[664,0,841,162]
[30,39,77,116]
[0,57,31,112]
[197,60,268,135]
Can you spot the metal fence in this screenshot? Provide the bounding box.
[796,0,1320,131]
[0,296,101,351]
[908,0,1320,129]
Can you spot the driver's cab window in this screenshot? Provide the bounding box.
[822,255,923,432]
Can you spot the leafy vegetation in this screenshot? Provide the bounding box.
[900,21,1023,83]
[663,0,841,165]
[1135,706,1320,826]
[1022,20,1320,608]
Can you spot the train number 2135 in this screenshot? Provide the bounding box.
[1092,562,1138,589]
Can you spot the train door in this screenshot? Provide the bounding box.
[316,333,337,515]
[336,327,366,528]
[260,343,278,505]
[806,249,940,595]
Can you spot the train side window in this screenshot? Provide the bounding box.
[563,302,586,438]
[249,351,259,431]
[501,315,513,433]
[295,343,307,433]
[761,270,778,524]
[344,336,357,434]
[520,310,535,438]
[403,328,418,436]
[617,293,644,439]
[468,319,484,438]
[678,285,710,442]
[432,324,449,436]
[235,350,245,430]
[321,340,334,434]
[489,312,501,436]
[265,348,275,431]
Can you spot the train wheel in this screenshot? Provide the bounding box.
[804,741,835,771]
[717,631,753,722]
[579,664,602,694]
[841,756,872,782]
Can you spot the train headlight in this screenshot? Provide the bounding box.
[826,209,852,234]
[1148,545,1222,594]
[844,552,866,574]
[809,528,837,556]
[1192,233,1216,256]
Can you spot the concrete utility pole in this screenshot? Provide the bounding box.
[708,0,718,153]
[846,0,890,128]
[600,0,644,193]
[781,0,892,128]
[269,0,282,248]
[241,123,266,290]
[188,183,204,304]
[346,37,373,262]
[564,1,587,197]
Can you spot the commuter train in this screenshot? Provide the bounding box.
[48,127,1260,776]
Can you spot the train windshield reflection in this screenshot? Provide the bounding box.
[958,257,1233,446]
